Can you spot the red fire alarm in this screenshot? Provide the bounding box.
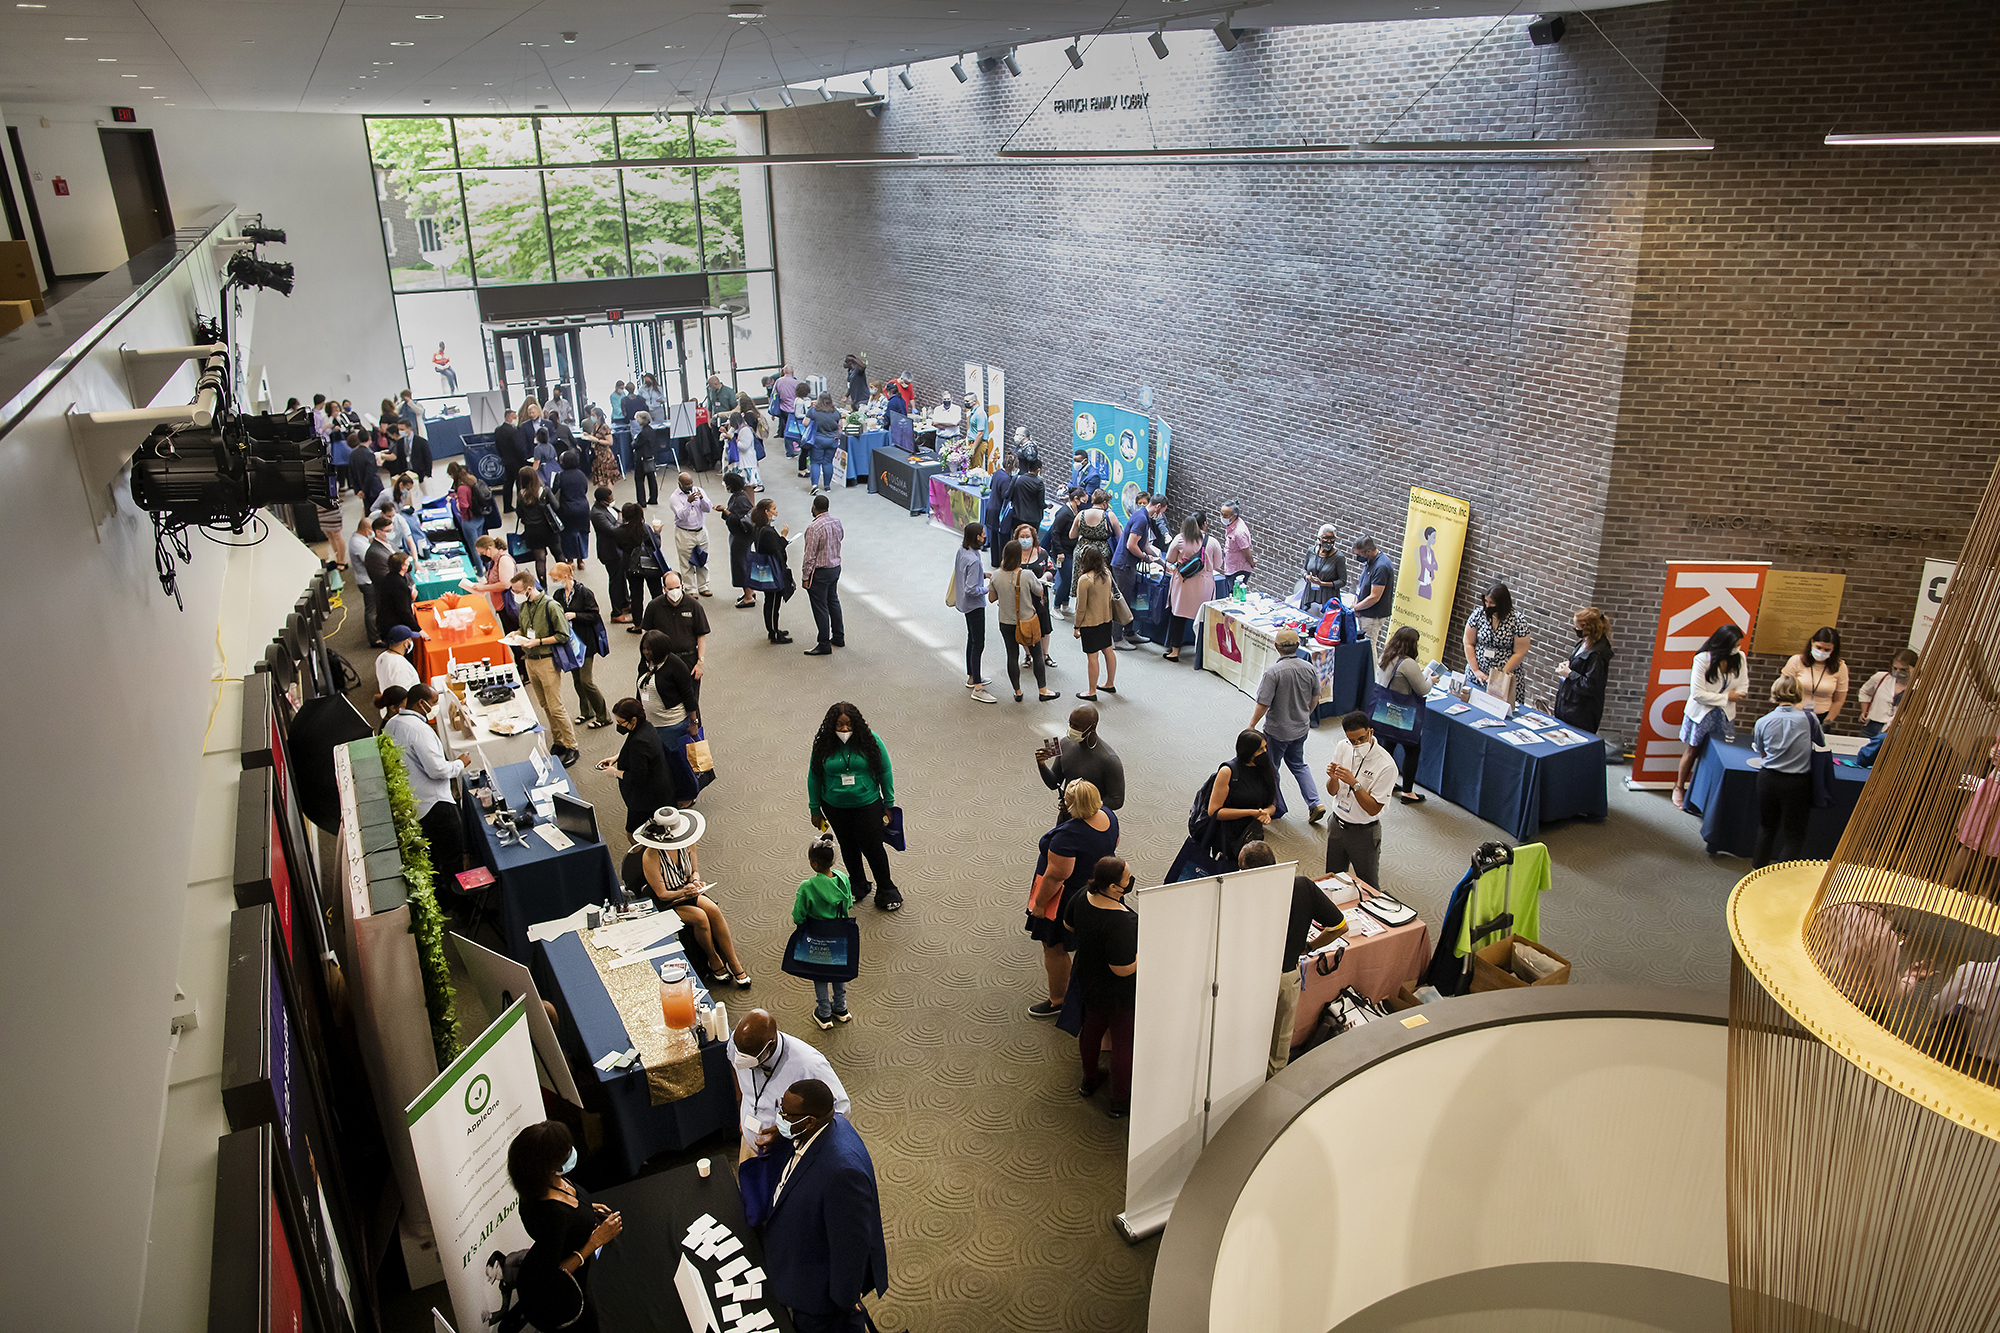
[51,177,69,196]
[111,106,137,122]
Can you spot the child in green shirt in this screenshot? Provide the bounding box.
[794,837,855,1030]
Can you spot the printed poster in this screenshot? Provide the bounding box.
[1073,400,1150,525]
[1389,486,1470,668]
[1912,559,1955,652]
[1632,562,1770,786]
[1750,570,1845,656]
[406,999,541,1333]
[986,365,1005,459]
[1155,417,1171,499]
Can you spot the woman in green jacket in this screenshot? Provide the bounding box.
[806,700,902,911]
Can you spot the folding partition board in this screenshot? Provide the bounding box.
[1120,860,1294,1240]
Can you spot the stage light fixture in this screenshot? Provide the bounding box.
[950,54,968,82]
[1213,17,1239,51]
[1527,14,1566,45]
[1149,30,1170,59]
[1065,41,1084,69]
[1824,130,2000,145]
[227,250,294,295]
[561,31,576,42]
[897,66,913,90]
[779,86,794,106]
[818,80,832,101]
[862,72,879,95]
[748,92,762,110]
[1002,49,1021,76]
[242,225,286,244]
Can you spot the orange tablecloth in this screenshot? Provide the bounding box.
[1292,911,1432,1045]
[415,594,508,680]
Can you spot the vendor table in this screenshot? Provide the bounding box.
[414,594,508,681]
[531,914,734,1180]
[1292,881,1432,1046]
[432,668,544,768]
[844,429,884,490]
[1415,697,1609,839]
[874,447,942,516]
[1684,738,1869,858]
[422,414,477,460]
[410,549,478,604]
[590,1162,797,1333]
[928,473,985,533]
[1195,598,1371,723]
[461,759,621,958]
[418,497,462,548]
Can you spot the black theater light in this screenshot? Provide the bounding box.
[1527,14,1566,45]
[1149,30,1170,59]
[1213,17,1240,51]
[950,54,968,83]
[1065,41,1084,69]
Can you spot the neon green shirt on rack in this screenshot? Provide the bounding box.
[1455,842,1551,957]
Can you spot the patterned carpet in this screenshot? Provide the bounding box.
[343,453,1742,1332]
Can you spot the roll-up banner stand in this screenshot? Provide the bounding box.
[1389,486,1470,668]
[986,365,1005,458]
[1912,559,1956,652]
[1628,562,1770,788]
[1154,417,1171,498]
[1118,860,1294,1242]
[964,362,982,424]
[406,997,542,1333]
[1073,400,1151,526]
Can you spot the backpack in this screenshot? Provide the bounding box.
[465,476,491,519]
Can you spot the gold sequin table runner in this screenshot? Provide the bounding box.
[577,926,708,1106]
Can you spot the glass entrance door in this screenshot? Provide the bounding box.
[492,327,585,416]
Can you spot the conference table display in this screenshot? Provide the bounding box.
[418,496,462,547]
[411,549,479,604]
[590,1162,797,1333]
[845,428,885,490]
[1415,695,1608,839]
[461,758,621,958]
[928,473,985,533]
[530,908,735,1179]
[1291,876,1432,1046]
[1196,595,1371,723]
[1684,738,1870,858]
[873,447,942,516]
[432,665,544,767]
[414,592,507,681]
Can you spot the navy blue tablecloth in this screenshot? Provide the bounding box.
[1414,702,1609,839]
[424,415,478,460]
[1684,738,1870,858]
[846,429,885,490]
[611,423,632,474]
[532,921,734,1181]
[461,759,622,959]
[1321,642,1371,723]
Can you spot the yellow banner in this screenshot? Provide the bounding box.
[1389,486,1471,668]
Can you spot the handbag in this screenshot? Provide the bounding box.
[1482,669,1517,708]
[1175,550,1207,580]
[746,550,784,591]
[738,1139,791,1229]
[684,722,715,774]
[780,915,861,981]
[1357,888,1418,927]
[945,565,961,608]
[1012,576,1044,646]
[551,629,586,672]
[883,805,906,852]
[1110,585,1133,626]
[1366,678,1425,743]
[783,414,805,441]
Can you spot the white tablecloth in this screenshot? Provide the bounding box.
[1198,599,1340,706]
[432,670,545,768]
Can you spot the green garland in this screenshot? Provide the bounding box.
[376,733,463,1067]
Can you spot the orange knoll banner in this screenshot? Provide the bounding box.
[1632,561,1770,787]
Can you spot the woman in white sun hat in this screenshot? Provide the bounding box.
[620,807,751,988]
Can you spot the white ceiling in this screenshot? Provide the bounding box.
[0,0,1652,117]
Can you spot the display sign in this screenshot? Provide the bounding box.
[928,474,982,534]
[1155,417,1171,498]
[986,364,1005,458]
[1072,399,1150,524]
[964,362,982,423]
[1751,570,1846,656]
[874,448,941,515]
[407,998,541,1333]
[1389,486,1471,668]
[1912,559,1956,652]
[1631,561,1770,786]
[461,436,506,488]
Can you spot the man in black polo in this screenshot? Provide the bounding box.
[640,569,711,689]
[1352,534,1395,648]
[492,408,523,513]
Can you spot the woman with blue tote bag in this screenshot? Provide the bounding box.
[1368,627,1441,806]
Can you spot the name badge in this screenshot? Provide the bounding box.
[841,774,857,786]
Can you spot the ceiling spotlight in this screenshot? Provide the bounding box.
[748,92,762,111]
[422,97,432,105]
[818,81,832,101]
[1213,17,1240,50]
[414,12,443,17]
[727,3,763,17]
[862,73,878,95]
[897,66,913,90]
[1527,14,1566,45]
[1064,41,1083,69]
[633,62,658,73]
[391,40,413,45]
[561,30,576,42]
[950,54,968,83]
[1149,30,1169,59]
[778,86,794,106]
[1002,49,1021,76]
[721,95,734,112]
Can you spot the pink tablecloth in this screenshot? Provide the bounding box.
[1293,913,1432,1045]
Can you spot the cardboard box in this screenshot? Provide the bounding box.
[0,299,30,337]
[0,241,45,315]
[1470,937,1571,992]
[1389,981,1424,1011]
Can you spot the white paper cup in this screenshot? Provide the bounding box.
[697,1158,711,1178]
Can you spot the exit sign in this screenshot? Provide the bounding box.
[111,106,136,122]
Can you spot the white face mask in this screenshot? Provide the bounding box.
[1811,646,1831,662]
[730,1039,773,1071]
[666,588,684,603]
[834,729,853,743]
[1066,727,1086,742]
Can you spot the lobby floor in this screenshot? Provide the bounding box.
[341,449,1743,1333]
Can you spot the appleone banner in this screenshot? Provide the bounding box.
[1632,562,1770,786]
[1389,486,1470,670]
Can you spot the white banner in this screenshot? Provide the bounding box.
[407,998,541,1333]
[986,365,1006,455]
[1912,559,1956,652]
[1121,860,1294,1239]
[964,361,982,418]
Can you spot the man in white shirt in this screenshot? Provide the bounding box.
[726,1008,849,1163]
[376,625,424,699]
[1323,710,1400,889]
[667,471,715,597]
[381,685,465,893]
[346,515,381,646]
[929,392,964,442]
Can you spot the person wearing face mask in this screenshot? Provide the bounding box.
[1553,606,1614,735]
[381,683,465,897]
[1300,524,1348,610]
[629,630,701,803]
[1781,626,1850,729]
[1857,649,1920,738]
[508,1120,622,1333]
[1035,704,1126,822]
[1323,711,1399,889]
[1068,856,1139,1118]
[725,1009,849,1163]
[640,569,713,684]
[598,699,681,832]
[549,562,610,730]
[807,702,902,911]
[668,471,715,596]
[762,1078,890,1333]
[1462,580,1531,705]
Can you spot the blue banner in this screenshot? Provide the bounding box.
[461,435,506,488]
[1155,416,1171,499]
[1072,400,1151,525]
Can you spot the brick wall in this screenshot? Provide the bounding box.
[768,0,1998,744]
